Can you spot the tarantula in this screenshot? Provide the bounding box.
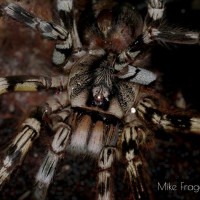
[0,0,200,199]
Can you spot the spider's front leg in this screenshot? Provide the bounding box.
[0,92,69,188]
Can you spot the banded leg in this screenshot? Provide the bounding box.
[114,41,157,85]
[53,0,83,66]
[121,123,152,200]
[0,75,68,95]
[143,26,200,45]
[0,92,69,188]
[0,111,41,188]
[97,147,116,200]
[116,64,157,85]
[146,0,165,21]
[0,3,68,40]
[136,96,200,135]
[19,108,71,200]
[143,0,200,45]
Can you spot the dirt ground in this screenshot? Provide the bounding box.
[0,0,200,200]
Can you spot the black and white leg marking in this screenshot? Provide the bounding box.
[97,147,116,200]
[114,36,156,85]
[143,0,199,45]
[1,3,68,40]
[147,0,165,21]
[53,0,82,66]
[0,92,70,188]
[143,25,200,45]
[122,125,151,200]
[137,97,200,134]
[25,109,71,200]
[116,64,157,85]
[53,0,73,65]
[0,112,41,187]
[114,48,153,84]
[0,75,68,95]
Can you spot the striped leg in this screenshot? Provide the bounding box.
[0,3,68,40]
[147,0,165,21]
[19,108,71,200]
[0,92,69,188]
[121,123,152,200]
[144,28,200,45]
[53,0,83,66]
[97,147,116,200]
[143,0,200,45]
[0,111,41,188]
[0,75,68,95]
[116,64,157,85]
[136,97,200,135]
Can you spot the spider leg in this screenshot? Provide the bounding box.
[114,44,157,85]
[114,41,157,85]
[143,0,199,45]
[0,75,68,95]
[0,92,69,188]
[97,146,116,200]
[53,0,83,66]
[143,26,200,45]
[136,96,200,135]
[116,64,157,85]
[146,0,165,22]
[121,121,152,200]
[0,110,41,188]
[0,3,68,40]
[19,107,71,200]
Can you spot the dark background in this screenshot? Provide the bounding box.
[0,0,200,199]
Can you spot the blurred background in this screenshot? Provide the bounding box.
[0,0,200,199]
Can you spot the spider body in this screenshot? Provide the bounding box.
[67,51,139,156]
[0,0,200,200]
